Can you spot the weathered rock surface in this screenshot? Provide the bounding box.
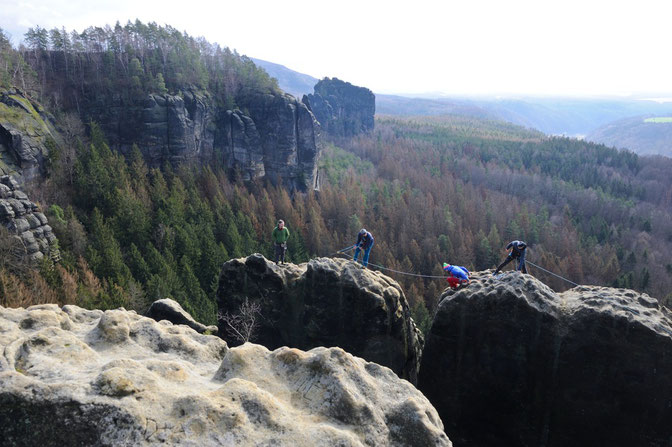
[146,298,217,335]
[418,271,672,446]
[0,304,450,446]
[304,78,375,138]
[0,175,58,262]
[217,254,423,384]
[80,87,321,191]
[0,89,60,181]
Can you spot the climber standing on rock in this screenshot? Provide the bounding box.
[494,240,528,275]
[354,228,374,268]
[272,220,290,264]
[443,263,470,289]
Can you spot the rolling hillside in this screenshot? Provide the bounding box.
[587,115,672,157]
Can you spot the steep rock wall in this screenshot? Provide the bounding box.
[304,77,375,138]
[418,271,672,446]
[80,88,321,191]
[217,255,423,384]
[0,89,60,181]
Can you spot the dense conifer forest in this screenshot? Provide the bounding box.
[1,23,671,335]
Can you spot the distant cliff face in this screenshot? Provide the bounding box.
[0,89,60,182]
[304,78,375,138]
[217,255,423,384]
[418,271,672,446]
[80,88,321,191]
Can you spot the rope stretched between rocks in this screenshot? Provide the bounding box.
[330,247,655,320]
[330,246,583,287]
[526,260,580,287]
[332,246,447,279]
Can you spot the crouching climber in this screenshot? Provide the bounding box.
[354,229,374,268]
[494,240,527,275]
[443,263,470,289]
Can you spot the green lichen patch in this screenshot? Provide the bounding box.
[9,95,50,134]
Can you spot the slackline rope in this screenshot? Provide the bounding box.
[525,260,580,287]
[332,246,447,279]
[328,246,656,320]
[329,246,581,287]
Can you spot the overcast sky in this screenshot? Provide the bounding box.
[2,0,671,97]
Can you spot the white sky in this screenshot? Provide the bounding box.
[1,0,671,96]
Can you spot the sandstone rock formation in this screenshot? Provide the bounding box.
[0,89,60,181]
[304,78,375,138]
[0,175,58,262]
[146,298,217,335]
[138,90,214,166]
[235,90,321,190]
[0,304,450,446]
[217,254,423,384]
[418,271,672,446]
[82,88,321,191]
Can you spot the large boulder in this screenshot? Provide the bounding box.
[217,254,423,384]
[0,304,450,446]
[418,271,672,446]
[304,77,375,138]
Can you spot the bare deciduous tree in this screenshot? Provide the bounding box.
[218,298,262,344]
[0,227,29,275]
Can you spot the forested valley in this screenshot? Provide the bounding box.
[1,22,671,335]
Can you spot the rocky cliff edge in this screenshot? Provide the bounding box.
[0,303,450,446]
[418,270,672,446]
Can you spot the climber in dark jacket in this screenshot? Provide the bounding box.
[354,228,374,268]
[494,240,528,274]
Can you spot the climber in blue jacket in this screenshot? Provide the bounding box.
[354,229,374,268]
[443,263,470,289]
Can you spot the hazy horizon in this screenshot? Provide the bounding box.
[2,0,672,97]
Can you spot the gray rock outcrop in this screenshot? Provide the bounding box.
[418,271,672,446]
[235,90,321,190]
[217,254,423,384]
[83,88,321,191]
[146,298,217,335]
[0,89,60,181]
[0,175,58,262]
[304,78,375,138]
[0,303,450,446]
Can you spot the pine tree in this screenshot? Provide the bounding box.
[86,209,131,286]
[155,72,168,94]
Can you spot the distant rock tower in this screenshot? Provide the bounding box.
[304,78,375,138]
